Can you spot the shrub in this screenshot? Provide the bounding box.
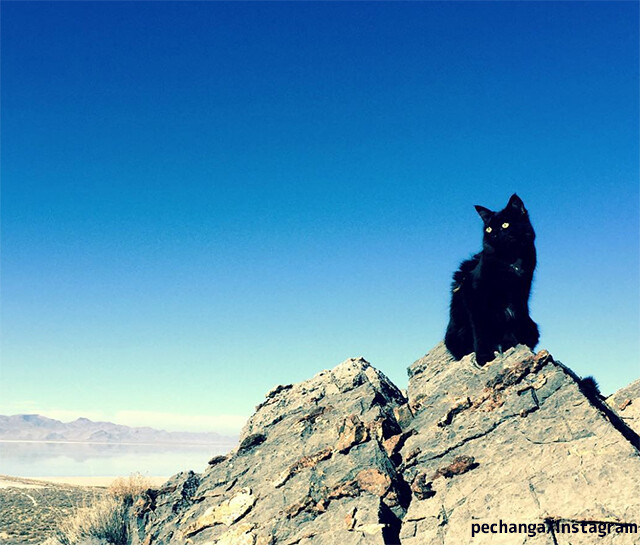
[108,473,152,504]
[55,495,127,545]
[55,473,152,545]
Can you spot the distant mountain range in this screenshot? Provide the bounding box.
[0,414,238,445]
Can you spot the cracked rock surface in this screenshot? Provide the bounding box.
[127,346,640,545]
[129,357,410,545]
[400,343,640,545]
[607,378,640,437]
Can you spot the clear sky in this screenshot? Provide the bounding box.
[1,1,638,433]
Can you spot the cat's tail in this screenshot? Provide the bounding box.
[579,376,602,400]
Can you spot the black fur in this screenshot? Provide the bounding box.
[444,194,539,365]
[579,376,602,400]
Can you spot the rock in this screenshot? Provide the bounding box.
[607,378,640,436]
[336,415,370,453]
[409,471,435,501]
[237,433,267,453]
[215,523,256,545]
[273,447,333,488]
[128,357,408,545]
[266,384,293,399]
[128,471,200,545]
[392,403,414,428]
[182,488,256,536]
[381,430,413,459]
[208,455,227,466]
[126,346,640,545]
[431,455,478,479]
[354,468,392,497]
[399,342,640,545]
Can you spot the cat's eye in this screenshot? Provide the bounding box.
[485,227,492,233]
[502,222,510,229]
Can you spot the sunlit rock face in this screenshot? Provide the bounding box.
[126,345,640,545]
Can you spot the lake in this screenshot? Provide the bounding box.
[0,440,237,478]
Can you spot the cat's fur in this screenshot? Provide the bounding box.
[444,194,539,365]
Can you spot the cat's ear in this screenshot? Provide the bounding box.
[507,193,527,214]
[474,205,493,224]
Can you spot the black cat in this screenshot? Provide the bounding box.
[444,194,539,365]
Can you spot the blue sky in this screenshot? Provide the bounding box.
[1,1,638,433]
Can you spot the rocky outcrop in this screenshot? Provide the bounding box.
[607,379,640,436]
[130,358,410,545]
[399,343,640,544]
[126,346,640,545]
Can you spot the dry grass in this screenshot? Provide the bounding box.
[108,473,152,503]
[54,474,152,545]
[55,495,127,545]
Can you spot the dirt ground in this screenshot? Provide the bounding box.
[0,475,106,545]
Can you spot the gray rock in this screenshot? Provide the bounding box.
[126,347,640,545]
[129,357,409,545]
[607,379,640,436]
[400,343,640,545]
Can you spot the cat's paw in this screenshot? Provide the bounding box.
[520,319,540,349]
[474,348,504,366]
[469,353,486,369]
[475,351,493,366]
